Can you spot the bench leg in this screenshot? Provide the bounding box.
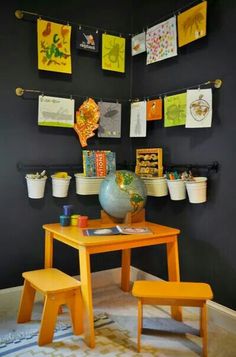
[67,289,83,335]
[137,299,143,352]
[38,294,59,346]
[17,280,36,323]
[200,302,208,357]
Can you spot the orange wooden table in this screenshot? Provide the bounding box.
[43,219,182,348]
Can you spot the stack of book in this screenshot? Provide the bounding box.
[83,150,116,177]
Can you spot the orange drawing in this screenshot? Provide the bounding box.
[146,99,162,120]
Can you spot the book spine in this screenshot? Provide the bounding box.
[95,151,107,177]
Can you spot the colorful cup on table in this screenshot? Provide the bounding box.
[63,205,73,216]
[78,215,88,228]
[60,215,70,227]
[71,214,80,226]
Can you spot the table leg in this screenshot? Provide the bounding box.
[79,247,95,348]
[44,230,53,268]
[121,249,131,291]
[167,237,182,321]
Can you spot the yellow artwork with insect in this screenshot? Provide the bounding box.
[102,34,125,73]
[37,19,72,74]
[177,1,207,47]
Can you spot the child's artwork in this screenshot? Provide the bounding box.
[130,101,147,137]
[98,102,121,138]
[132,32,146,56]
[186,89,212,128]
[164,93,186,127]
[74,98,100,147]
[76,29,99,52]
[178,1,207,47]
[146,16,177,65]
[37,19,72,74]
[38,95,75,127]
[102,34,126,73]
[146,99,162,120]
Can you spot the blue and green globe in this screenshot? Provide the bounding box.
[99,170,147,219]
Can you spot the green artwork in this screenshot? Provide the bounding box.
[164,93,186,127]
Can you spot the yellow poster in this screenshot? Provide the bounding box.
[102,34,125,73]
[37,19,72,74]
[178,1,207,47]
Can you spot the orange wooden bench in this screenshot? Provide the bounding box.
[17,268,83,346]
[132,280,213,356]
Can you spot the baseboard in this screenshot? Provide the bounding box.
[1,267,235,333]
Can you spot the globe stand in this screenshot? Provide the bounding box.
[101,209,145,224]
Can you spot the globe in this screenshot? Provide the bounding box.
[99,170,147,219]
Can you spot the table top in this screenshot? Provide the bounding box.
[43,220,180,247]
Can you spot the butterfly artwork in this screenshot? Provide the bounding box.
[98,102,121,138]
[132,32,146,56]
[37,19,72,74]
[102,34,126,73]
[178,1,207,47]
[76,29,99,52]
[186,89,212,128]
[146,16,177,65]
[74,98,100,147]
[164,93,186,127]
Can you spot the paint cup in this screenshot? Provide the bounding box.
[71,214,80,226]
[60,215,70,226]
[63,205,73,216]
[78,215,88,228]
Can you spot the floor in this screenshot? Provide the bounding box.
[0,275,236,356]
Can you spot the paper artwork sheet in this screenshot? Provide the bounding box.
[130,101,147,137]
[37,19,72,74]
[102,34,126,73]
[146,16,177,65]
[132,32,146,56]
[98,102,121,138]
[38,95,75,127]
[76,29,99,52]
[164,93,186,127]
[178,1,207,47]
[186,89,212,128]
[146,99,162,120]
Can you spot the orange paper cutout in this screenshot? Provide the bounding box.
[146,99,162,120]
[74,98,100,147]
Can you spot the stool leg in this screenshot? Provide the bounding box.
[200,302,208,357]
[38,294,59,346]
[137,299,143,352]
[17,280,36,323]
[67,289,83,335]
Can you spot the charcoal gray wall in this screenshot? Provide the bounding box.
[0,0,132,287]
[131,0,236,309]
[0,0,235,310]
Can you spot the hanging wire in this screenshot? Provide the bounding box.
[129,79,222,102]
[15,79,222,103]
[14,9,132,38]
[15,87,128,103]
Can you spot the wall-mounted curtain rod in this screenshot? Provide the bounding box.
[15,78,222,103]
[17,161,219,174]
[131,79,223,102]
[164,161,219,173]
[14,9,132,38]
[15,87,128,103]
[142,0,203,32]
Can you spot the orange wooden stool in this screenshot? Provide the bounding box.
[17,268,83,346]
[132,281,213,357]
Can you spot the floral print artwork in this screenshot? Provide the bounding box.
[146,16,177,65]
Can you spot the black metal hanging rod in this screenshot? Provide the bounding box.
[164,161,219,173]
[14,9,132,38]
[17,162,83,173]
